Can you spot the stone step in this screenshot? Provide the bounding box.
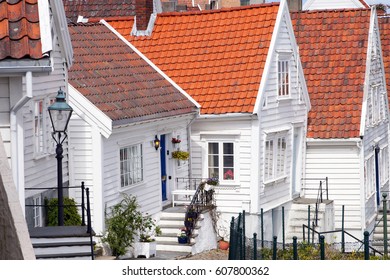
[156,241,194,253]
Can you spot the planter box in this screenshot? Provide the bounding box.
[134,241,156,258]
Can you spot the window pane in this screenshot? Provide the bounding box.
[223,143,234,154]
[208,168,219,179]
[223,168,234,180]
[264,139,273,180]
[209,143,219,154]
[208,155,219,167]
[223,155,234,167]
[120,144,143,187]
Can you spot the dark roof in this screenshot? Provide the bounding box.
[291,8,370,139]
[68,23,197,125]
[63,0,135,23]
[0,0,43,59]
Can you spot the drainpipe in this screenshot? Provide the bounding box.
[11,71,33,214]
[187,111,199,179]
[374,145,380,206]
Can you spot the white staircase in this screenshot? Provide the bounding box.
[156,208,201,254]
[29,226,95,260]
[372,210,390,254]
[286,198,334,243]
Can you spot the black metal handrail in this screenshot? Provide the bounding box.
[25,181,94,259]
[302,177,329,226]
[184,180,215,243]
[302,224,383,256]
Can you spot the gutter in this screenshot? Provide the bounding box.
[11,71,33,214]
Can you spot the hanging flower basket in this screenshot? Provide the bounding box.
[171,137,181,144]
[172,150,190,160]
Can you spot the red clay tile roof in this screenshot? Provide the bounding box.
[63,0,135,23]
[68,23,197,125]
[291,9,370,139]
[0,0,42,59]
[127,4,279,115]
[379,16,390,110]
[104,17,134,39]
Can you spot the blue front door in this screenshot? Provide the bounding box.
[160,135,167,201]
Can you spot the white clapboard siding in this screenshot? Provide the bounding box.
[23,41,68,197]
[305,143,363,236]
[258,11,308,211]
[0,78,10,162]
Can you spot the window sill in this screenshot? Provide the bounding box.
[277,97,292,102]
[120,181,146,191]
[263,175,287,187]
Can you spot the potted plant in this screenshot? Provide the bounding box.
[134,214,161,258]
[171,137,181,144]
[218,225,229,250]
[171,150,190,160]
[177,227,188,244]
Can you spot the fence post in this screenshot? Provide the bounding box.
[261,208,264,248]
[325,177,329,200]
[320,235,325,260]
[308,205,311,244]
[293,236,298,260]
[282,206,285,250]
[272,236,277,260]
[383,193,388,258]
[341,205,345,253]
[243,210,246,259]
[364,231,370,260]
[253,233,257,260]
[81,181,85,226]
[228,217,234,260]
[239,228,244,260]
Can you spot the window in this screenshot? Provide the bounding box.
[368,84,387,126]
[208,142,234,181]
[278,59,290,97]
[33,196,42,228]
[365,155,376,199]
[120,144,143,187]
[381,146,389,186]
[264,133,287,182]
[34,98,55,157]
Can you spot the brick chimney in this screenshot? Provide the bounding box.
[136,0,154,31]
[287,0,302,12]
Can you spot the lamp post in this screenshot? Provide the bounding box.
[48,88,73,226]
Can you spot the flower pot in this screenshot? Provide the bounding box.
[219,240,229,250]
[134,241,156,258]
[178,236,188,244]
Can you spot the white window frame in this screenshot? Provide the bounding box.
[277,53,292,98]
[34,98,55,158]
[264,131,288,184]
[380,146,389,186]
[207,141,236,183]
[120,144,144,188]
[365,155,376,199]
[33,195,42,228]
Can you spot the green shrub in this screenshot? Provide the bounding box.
[46,197,82,226]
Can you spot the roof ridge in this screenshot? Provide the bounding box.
[89,16,135,23]
[292,7,370,15]
[160,3,279,17]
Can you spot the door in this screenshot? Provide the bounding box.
[160,135,167,201]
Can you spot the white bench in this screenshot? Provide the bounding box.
[171,189,196,207]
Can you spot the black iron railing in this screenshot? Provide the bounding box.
[302,177,329,226]
[25,181,94,259]
[183,180,216,243]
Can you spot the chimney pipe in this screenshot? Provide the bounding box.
[287,0,302,12]
[136,0,154,31]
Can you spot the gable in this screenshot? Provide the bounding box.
[303,0,368,10]
[256,1,310,113]
[129,4,280,115]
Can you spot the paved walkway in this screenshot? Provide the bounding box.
[95,250,189,260]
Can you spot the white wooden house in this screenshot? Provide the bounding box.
[67,21,199,235]
[0,0,73,229]
[126,0,311,239]
[292,6,390,241]
[303,0,369,10]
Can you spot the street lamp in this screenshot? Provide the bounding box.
[48,88,73,226]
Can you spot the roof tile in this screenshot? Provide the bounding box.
[292,9,370,139]
[0,0,42,59]
[126,4,279,115]
[68,23,197,125]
